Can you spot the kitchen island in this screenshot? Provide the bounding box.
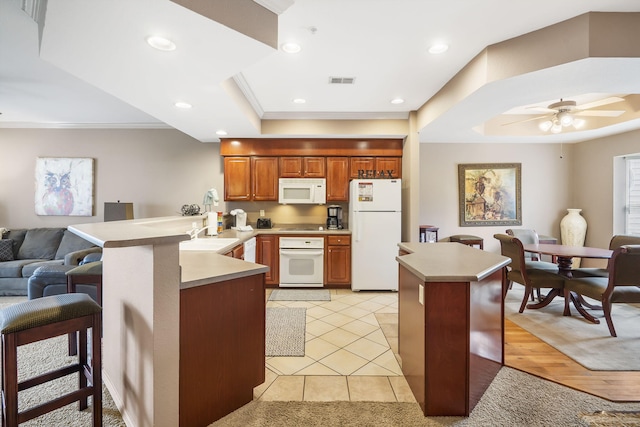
[396,242,510,417]
[70,216,269,427]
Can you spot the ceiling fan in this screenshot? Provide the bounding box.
[504,96,626,133]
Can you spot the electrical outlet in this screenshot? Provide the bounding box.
[260,210,265,217]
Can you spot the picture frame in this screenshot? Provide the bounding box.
[458,163,521,227]
[35,157,94,216]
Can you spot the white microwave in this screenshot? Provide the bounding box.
[278,178,326,204]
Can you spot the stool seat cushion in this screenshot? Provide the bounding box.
[450,234,482,240]
[66,261,102,276]
[0,294,101,334]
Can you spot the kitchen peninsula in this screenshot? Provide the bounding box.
[69,216,269,427]
[396,242,510,417]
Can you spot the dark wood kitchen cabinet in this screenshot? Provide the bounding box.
[224,157,278,201]
[252,157,279,201]
[257,235,279,286]
[279,157,326,178]
[376,157,401,178]
[349,157,375,179]
[224,157,252,201]
[179,272,265,426]
[326,157,350,201]
[325,235,351,287]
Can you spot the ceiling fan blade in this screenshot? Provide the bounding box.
[574,110,625,117]
[524,106,556,113]
[576,96,625,110]
[501,114,552,126]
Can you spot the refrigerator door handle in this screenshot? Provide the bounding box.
[353,211,360,242]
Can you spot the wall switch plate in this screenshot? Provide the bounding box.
[260,210,265,217]
[419,284,424,305]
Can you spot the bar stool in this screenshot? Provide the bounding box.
[0,293,102,426]
[449,234,484,250]
[66,260,103,356]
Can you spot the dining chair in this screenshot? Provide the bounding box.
[563,245,640,337]
[571,234,640,278]
[494,234,565,313]
[505,229,542,261]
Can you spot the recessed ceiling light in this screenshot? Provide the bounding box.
[292,98,306,104]
[390,98,405,105]
[174,101,192,109]
[281,42,302,54]
[428,43,449,54]
[216,130,228,136]
[146,36,176,51]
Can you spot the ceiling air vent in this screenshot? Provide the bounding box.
[329,76,356,85]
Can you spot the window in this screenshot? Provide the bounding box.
[626,157,640,235]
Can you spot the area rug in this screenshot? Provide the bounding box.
[505,287,640,371]
[265,307,306,357]
[268,289,331,301]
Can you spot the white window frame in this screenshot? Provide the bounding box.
[626,157,640,235]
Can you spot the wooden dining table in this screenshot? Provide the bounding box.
[523,243,613,323]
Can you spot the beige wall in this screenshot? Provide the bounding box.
[572,128,640,250]
[0,128,224,228]
[4,126,639,260]
[419,142,572,254]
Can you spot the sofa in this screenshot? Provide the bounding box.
[0,228,101,296]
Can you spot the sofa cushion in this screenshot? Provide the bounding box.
[0,239,14,261]
[54,230,96,260]
[21,260,65,278]
[0,259,46,278]
[17,228,64,260]
[4,229,27,259]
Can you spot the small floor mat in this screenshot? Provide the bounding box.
[265,307,306,357]
[268,289,331,301]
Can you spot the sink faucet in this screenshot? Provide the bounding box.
[190,225,215,239]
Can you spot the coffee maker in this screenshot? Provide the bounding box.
[326,205,343,230]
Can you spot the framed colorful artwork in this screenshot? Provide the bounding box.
[458,163,522,227]
[35,157,94,216]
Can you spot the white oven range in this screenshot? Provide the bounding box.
[279,237,324,287]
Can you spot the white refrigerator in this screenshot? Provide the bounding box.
[349,179,402,291]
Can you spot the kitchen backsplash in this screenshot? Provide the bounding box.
[225,201,348,229]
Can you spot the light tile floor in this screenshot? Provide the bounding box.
[255,289,416,403]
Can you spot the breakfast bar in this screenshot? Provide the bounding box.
[396,242,510,417]
[70,216,269,427]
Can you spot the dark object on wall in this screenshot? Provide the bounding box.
[104,202,134,221]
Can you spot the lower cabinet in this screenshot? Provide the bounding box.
[179,273,265,426]
[224,244,244,259]
[257,235,279,286]
[325,235,351,287]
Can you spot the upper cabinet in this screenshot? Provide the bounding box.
[350,157,401,179]
[224,156,278,201]
[279,157,326,178]
[224,157,251,201]
[326,157,350,201]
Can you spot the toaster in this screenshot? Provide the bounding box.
[256,218,272,229]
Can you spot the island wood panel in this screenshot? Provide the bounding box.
[179,273,265,426]
[399,265,503,417]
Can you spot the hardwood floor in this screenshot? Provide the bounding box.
[505,318,640,402]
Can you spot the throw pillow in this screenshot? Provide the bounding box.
[0,239,14,261]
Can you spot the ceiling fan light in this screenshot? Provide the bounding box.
[539,120,553,132]
[558,111,574,127]
[572,118,586,129]
[550,121,563,134]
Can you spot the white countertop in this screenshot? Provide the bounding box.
[397,242,510,282]
[69,216,350,289]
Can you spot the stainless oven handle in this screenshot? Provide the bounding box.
[279,249,324,256]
